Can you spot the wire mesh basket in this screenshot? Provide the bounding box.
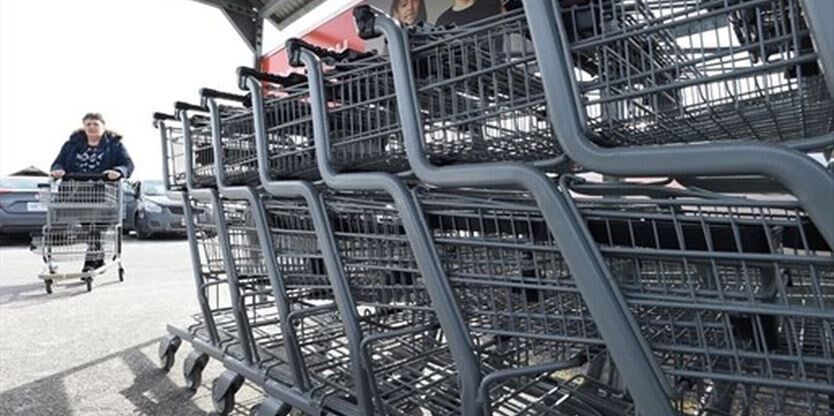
[249,53,408,183]
[559,0,834,148]
[413,180,834,415]
[34,225,116,262]
[184,194,249,359]
[567,180,834,414]
[261,191,462,414]
[405,8,563,164]
[42,180,122,225]
[166,131,187,190]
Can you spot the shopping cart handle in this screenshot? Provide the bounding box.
[286,38,375,67]
[174,101,207,113]
[236,66,305,89]
[199,88,248,104]
[153,112,177,122]
[353,5,382,40]
[61,172,113,181]
[286,38,306,68]
[153,112,177,128]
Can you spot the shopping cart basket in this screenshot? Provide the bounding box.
[33,172,124,293]
[521,0,834,245]
[154,112,188,192]
[413,177,834,415]
[232,49,409,184]
[202,83,469,414]
[554,0,834,148]
[563,176,834,415]
[392,8,563,166]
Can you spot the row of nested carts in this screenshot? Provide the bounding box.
[152,1,834,415]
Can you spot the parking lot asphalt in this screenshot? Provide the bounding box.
[0,237,265,415]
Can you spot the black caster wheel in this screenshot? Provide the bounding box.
[212,370,244,415]
[250,397,292,416]
[118,267,124,282]
[45,279,53,294]
[183,350,209,391]
[84,277,93,292]
[158,334,181,372]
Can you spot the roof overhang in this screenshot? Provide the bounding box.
[188,0,330,54]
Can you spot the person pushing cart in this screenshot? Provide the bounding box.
[35,112,134,293]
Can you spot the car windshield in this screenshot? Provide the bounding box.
[0,176,48,190]
[142,181,166,196]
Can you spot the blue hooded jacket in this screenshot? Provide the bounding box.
[51,130,134,178]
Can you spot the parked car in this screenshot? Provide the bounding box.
[122,181,137,232]
[126,180,192,239]
[0,175,49,235]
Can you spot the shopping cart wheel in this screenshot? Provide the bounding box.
[44,279,53,295]
[250,397,292,416]
[183,350,209,391]
[118,267,125,282]
[212,370,244,415]
[158,334,181,372]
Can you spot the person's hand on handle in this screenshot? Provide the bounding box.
[50,169,66,179]
[103,170,122,181]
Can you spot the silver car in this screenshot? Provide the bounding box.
[0,175,49,235]
[127,180,194,239]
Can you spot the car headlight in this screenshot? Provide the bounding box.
[143,201,163,213]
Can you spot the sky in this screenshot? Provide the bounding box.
[0,0,352,180]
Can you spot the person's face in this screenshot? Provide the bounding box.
[84,119,105,138]
[395,0,420,25]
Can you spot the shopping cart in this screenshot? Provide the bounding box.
[412,176,834,415]
[522,0,834,245]
[154,110,244,401]
[566,176,834,414]
[33,172,124,293]
[201,80,470,414]
[352,8,677,414]
[153,1,834,414]
[287,38,653,415]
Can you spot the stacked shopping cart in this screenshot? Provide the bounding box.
[155,1,834,415]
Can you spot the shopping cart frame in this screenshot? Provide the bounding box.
[288,40,490,416]
[521,0,834,248]
[36,172,125,293]
[350,9,675,415]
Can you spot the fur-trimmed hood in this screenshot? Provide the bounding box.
[68,129,123,143]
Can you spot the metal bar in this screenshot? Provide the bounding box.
[361,8,675,415]
[191,187,256,365]
[180,190,222,345]
[800,0,834,99]
[242,74,374,415]
[294,43,484,416]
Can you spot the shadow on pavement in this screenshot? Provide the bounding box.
[0,277,125,307]
[118,344,211,416]
[0,338,213,416]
